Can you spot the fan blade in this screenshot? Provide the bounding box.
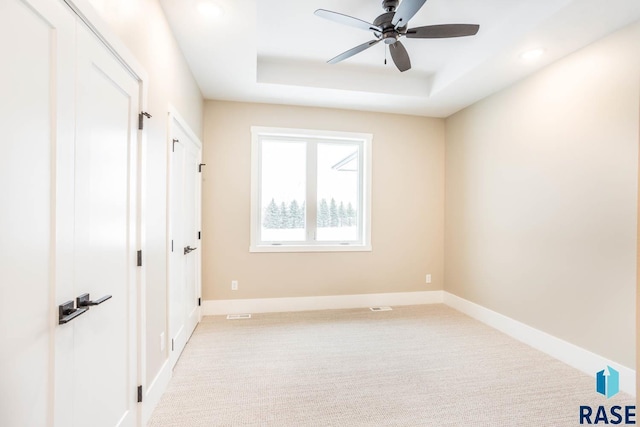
[389,41,411,72]
[315,9,382,33]
[392,0,428,27]
[406,24,480,38]
[328,39,381,64]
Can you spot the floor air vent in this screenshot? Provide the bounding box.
[227,314,252,320]
[369,306,392,312]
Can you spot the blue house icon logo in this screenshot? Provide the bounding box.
[596,366,619,399]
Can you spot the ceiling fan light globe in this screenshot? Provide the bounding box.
[382,30,398,44]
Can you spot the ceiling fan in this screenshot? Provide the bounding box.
[314,0,480,72]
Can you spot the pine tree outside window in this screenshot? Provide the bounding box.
[250,127,372,252]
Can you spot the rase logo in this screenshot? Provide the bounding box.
[579,366,636,425]
[597,366,620,399]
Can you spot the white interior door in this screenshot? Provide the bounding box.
[169,137,186,365]
[183,134,201,337]
[1,1,141,426]
[169,113,202,368]
[0,0,75,425]
[71,21,140,427]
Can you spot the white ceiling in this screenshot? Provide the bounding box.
[159,0,640,117]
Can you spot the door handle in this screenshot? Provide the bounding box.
[184,246,197,255]
[77,293,112,308]
[58,300,88,325]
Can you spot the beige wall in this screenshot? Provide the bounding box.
[203,101,444,300]
[445,22,640,369]
[87,0,204,384]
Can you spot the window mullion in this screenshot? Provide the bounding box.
[306,141,318,244]
[358,142,365,245]
[252,134,262,246]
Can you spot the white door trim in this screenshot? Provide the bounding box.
[167,105,202,151]
[62,0,148,84]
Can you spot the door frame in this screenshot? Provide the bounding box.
[166,105,203,368]
[61,1,149,425]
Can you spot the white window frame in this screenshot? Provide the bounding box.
[250,126,372,253]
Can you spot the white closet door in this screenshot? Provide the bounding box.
[71,21,140,427]
[1,1,142,426]
[169,114,202,368]
[169,136,187,367]
[0,0,75,426]
[183,134,201,339]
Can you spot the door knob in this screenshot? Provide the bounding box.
[184,246,197,255]
[77,293,112,308]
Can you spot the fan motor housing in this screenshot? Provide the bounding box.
[374,12,405,43]
[373,12,395,30]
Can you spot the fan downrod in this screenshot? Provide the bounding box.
[381,0,399,12]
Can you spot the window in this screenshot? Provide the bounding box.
[250,127,372,252]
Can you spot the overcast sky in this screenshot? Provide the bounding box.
[261,140,359,210]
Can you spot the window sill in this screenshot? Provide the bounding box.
[249,244,372,253]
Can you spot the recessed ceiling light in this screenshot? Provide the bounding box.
[197,0,224,19]
[520,48,545,62]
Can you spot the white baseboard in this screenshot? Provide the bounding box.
[202,290,444,316]
[443,292,636,397]
[200,290,635,397]
[141,359,172,425]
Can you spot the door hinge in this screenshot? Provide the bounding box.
[198,297,201,306]
[172,138,178,152]
[137,250,142,267]
[198,163,206,173]
[171,339,174,351]
[198,231,201,240]
[137,385,143,403]
[138,112,151,130]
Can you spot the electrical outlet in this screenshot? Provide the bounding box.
[231,280,238,291]
[160,332,165,351]
[426,274,432,284]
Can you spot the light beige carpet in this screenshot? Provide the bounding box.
[148,305,634,426]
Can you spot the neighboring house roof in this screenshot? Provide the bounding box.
[331,151,358,171]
